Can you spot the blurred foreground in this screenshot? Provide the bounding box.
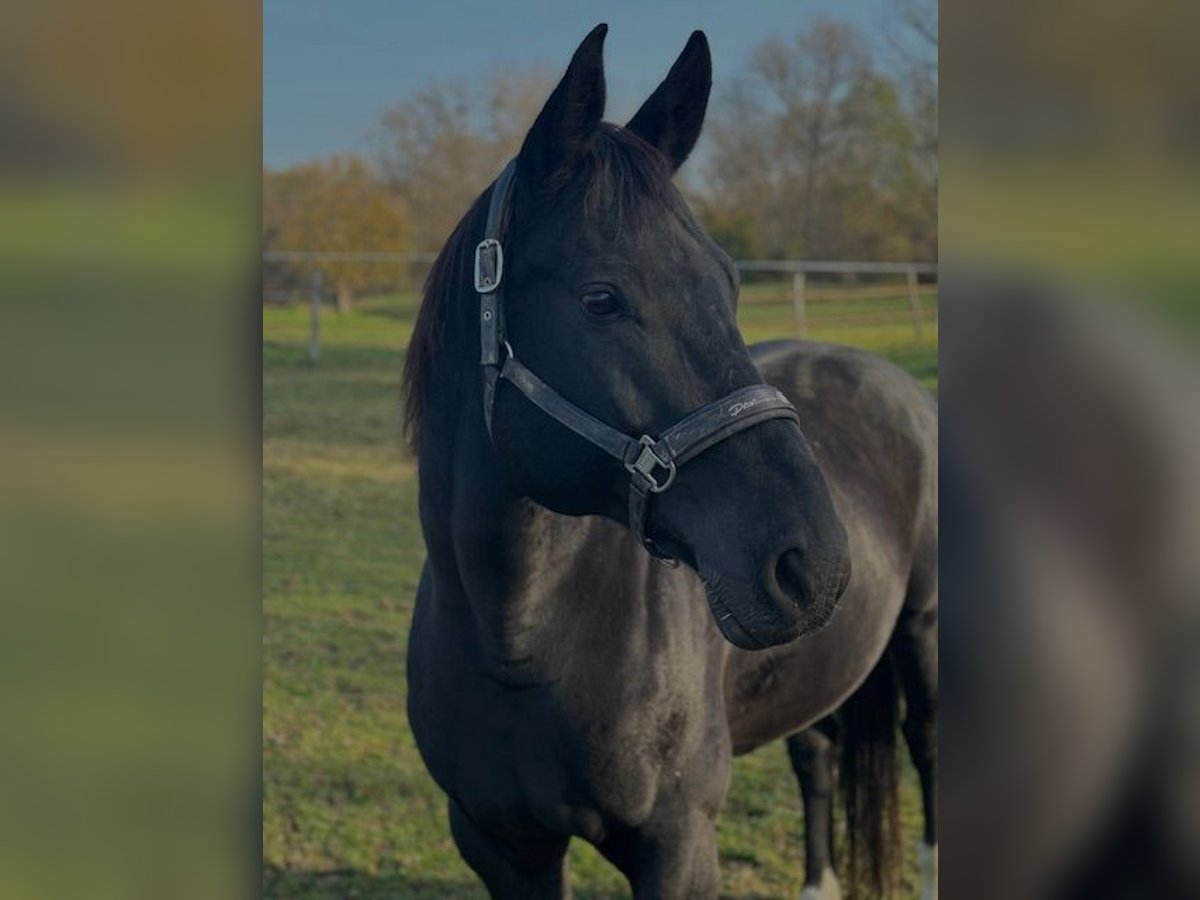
[942,0,1199,896]
[0,3,259,899]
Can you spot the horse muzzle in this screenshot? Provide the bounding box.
[701,534,851,650]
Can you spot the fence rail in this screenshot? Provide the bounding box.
[263,253,937,364]
[263,250,437,264]
[734,260,937,276]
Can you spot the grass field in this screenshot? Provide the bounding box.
[263,285,937,899]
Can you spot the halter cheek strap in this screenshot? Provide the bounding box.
[475,159,800,561]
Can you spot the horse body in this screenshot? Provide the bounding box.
[404,25,937,898]
[408,340,934,895]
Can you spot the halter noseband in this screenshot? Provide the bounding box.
[475,159,800,561]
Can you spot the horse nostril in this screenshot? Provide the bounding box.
[771,548,811,609]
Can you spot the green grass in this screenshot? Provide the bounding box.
[264,288,937,898]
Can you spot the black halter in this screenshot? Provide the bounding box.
[476,159,800,561]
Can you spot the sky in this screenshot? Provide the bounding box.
[263,0,890,169]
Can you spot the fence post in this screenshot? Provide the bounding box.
[309,269,323,364]
[906,266,924,342]
[792,270,807,339]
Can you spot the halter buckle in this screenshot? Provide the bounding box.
[474,238,504,293]
[626,436,676,493]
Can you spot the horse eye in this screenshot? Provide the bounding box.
[580,289,621,319]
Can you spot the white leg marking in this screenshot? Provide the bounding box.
[918,841,938,900]
[798,867,841,900]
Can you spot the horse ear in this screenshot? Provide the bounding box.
[518,23,607,185]
[625,31,711,171]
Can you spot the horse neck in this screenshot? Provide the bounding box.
[415,281,674,674]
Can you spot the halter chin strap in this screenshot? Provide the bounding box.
[475,159,800,561]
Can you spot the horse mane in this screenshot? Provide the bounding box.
[402,124,683,450]
[401,188,488,451]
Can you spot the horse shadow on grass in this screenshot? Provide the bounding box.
[263,864,780,899]
[262,864,640,900]
[264,864,482,899]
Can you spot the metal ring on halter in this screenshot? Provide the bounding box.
[625,436,677,493]
[474,238,503,294]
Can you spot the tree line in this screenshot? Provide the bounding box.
[264,12,936,309]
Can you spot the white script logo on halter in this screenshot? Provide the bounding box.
[728,390,786,418]
[728,396,766,417]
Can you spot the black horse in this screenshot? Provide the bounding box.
[403,25,937,899]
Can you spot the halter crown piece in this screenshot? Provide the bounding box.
[475,159,801,562]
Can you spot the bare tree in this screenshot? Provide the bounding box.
[373,67,552,252]
[702,17,936,262]
[885,0,938,259]
[893,0,938,52]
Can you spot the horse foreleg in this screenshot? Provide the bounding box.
[448,799,571,899]
[787,720,842,900]
[599,805,721,900]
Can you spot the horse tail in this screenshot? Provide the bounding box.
[839,648,902,898]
